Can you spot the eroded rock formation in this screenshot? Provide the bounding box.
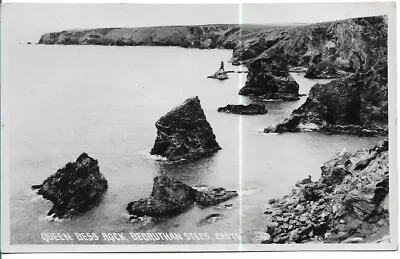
[264,58,388,136]
[207,61,229,80]
[32,153,108,218]
[150,96,221,161]
[127,175,238,218]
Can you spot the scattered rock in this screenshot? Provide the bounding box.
[217,104,268,115]
[256,232,272,244]
[150,96,221,161]
[32,153,108,218]
[262,140,389,244]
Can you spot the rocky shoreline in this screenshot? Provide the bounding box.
[261,140,389,244]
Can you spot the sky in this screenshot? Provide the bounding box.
[1,2,395,43]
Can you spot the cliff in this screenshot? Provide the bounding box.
[38,24,273,49]
[38,16,388,123]
[262,140,389,244]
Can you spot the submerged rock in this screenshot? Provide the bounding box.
[195,187,238,207]
[197,213,224,226]
[32,153,108,218]
[150,96,221,161]
[207,61,229,80]
[263,140,389,244]
[127,175,238,218]
[217,104,268,115]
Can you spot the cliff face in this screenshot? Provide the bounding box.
[236,16,387,98]
[262,140,389,244]
[38,16,388,109]
[266,59,388,136]
[38,25,271,49]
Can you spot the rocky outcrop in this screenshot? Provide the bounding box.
[207,61,229,80]
[264,58,388,136]
[150,96,221,161]
[217,104,268,115]
[234,16,387,102]
[262,140,389,244]
[238,49,300,100]
[127,175,238,218]
[126,175,197,218]
[31,153,108,218]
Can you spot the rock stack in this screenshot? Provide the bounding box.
[32,153,108,218]
[207,61,229,80]
[150,96,221,161]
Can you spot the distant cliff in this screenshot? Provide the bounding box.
[38,24,276,49]
[38,16,388,123]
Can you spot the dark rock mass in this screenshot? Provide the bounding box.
[207,61,229,80]
[262,140,389,244]
[264,58,388,136]
[31,153,108,218]
[150,96,221,161]
[127,175,238,218]
[126,175,197,217]
[238,49,300,100]
[217,104,268,115]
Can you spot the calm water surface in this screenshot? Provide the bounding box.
[7,44,384,244]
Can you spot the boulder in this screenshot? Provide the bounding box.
[31,153,108,218]
[217,104,268,115]
[150,96,221,161]
[207,61,229,80]
[126,175,197,217]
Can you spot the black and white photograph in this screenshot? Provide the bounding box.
[0,1,397,252]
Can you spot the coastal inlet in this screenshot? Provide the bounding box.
[10,42,385,244]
